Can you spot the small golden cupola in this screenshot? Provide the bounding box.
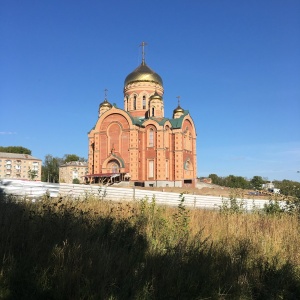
[173,96,185,119]
[149,90,164,118]
[98,89,112,117]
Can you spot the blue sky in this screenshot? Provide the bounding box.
[1,0,299,181]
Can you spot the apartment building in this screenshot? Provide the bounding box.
[59,161,88,184]
[0,152,42,181]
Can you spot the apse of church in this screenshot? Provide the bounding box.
[87,43,197,187]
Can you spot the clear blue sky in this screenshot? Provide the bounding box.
[1,0,299,182]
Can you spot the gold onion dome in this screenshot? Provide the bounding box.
[124,62,163,87]
[173,105,184,114]
[100,99,112,108]
[150,90,162,101]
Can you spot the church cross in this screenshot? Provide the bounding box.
[139,41,148,64]
[176,95,181,107]
[104,88,108,100]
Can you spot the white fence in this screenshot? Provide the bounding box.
[0,179,277,211]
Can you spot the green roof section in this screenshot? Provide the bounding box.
[88,107,191,132]
[169,110,189,128]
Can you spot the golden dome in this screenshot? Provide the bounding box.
[150,91,162,101]
[173,105,184,114]
[124,62,163,87]
[100,99,112,108]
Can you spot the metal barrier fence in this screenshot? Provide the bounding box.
[0,179,276,210]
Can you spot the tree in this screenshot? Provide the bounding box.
[250,176,265,190]
[27,168,38,181]
[72,178,80,184]
[273,180,300,198]
[63,154,86,163]
[208,174,223,185]
[0,146,31,155]
[41,155,63,183]
[224,175,250,189]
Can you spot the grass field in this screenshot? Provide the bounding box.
[0,192,299,299]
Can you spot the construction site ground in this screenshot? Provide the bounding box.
[134,182,280,200]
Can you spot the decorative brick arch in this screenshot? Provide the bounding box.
[102,155,125,173]
[96,109,133,132]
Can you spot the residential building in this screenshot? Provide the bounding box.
[59,161,88,183]
[0,152,42,181]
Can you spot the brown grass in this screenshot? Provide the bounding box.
[1,193,300,299]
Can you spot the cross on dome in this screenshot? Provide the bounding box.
[139,41,148,65]
[176,95,181,107]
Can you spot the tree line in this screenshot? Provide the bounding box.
[208,174,266,190]
[208,174,300,198]
[0,146,31,155]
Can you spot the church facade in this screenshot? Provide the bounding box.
[87,46,197,187]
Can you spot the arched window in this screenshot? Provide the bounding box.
[126,95,129,111]
[149,128,154,147]
[165,125,169,149]
[143,95,146,109]
[165,160,169,179]
[152,107,155,117]
[133,95,137,110]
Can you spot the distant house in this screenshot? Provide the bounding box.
[262,182,275,190]
[0,152,42,181]
[59,161,88,183]
[262,182,280,194]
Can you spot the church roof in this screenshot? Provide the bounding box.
[131,110,190,128]
[89,108,191,131]
[169,111,190,128]
[124,62,163,87]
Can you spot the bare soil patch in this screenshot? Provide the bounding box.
[134,184,274,200]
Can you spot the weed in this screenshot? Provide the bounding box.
[0,192,299,299]
[263,200,285,215]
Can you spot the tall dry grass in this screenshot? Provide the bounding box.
[0,192,300,299]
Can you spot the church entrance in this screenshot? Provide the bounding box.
[107,159,120,173]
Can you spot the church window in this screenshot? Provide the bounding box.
[165,160,169,179]
[149,128,154,147]
[165,126,169,149]
[152,107,155,117]
[148,160,154,178]
[143,95,146,109]
[133,95,137,110]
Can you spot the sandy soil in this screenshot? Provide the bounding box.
[134,183,276,200]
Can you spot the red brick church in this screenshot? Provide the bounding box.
[87,43,197,187]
